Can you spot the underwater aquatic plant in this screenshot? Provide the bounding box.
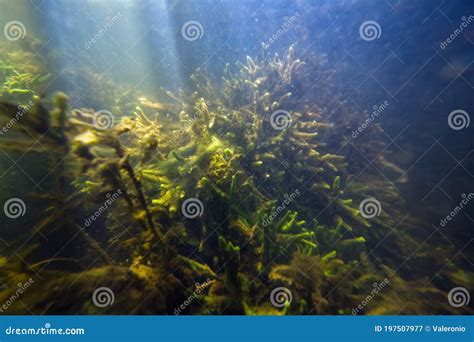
[0,45,471,316]
[0,40,51,105]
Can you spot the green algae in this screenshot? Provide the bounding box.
[0,43,472,316]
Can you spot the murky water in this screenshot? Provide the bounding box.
[0,0,472,315]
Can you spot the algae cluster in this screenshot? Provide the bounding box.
[0,39,50,105]
[0,42,471,315]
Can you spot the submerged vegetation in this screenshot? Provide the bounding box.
[0,40,471,315]
[0,40,50,105]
